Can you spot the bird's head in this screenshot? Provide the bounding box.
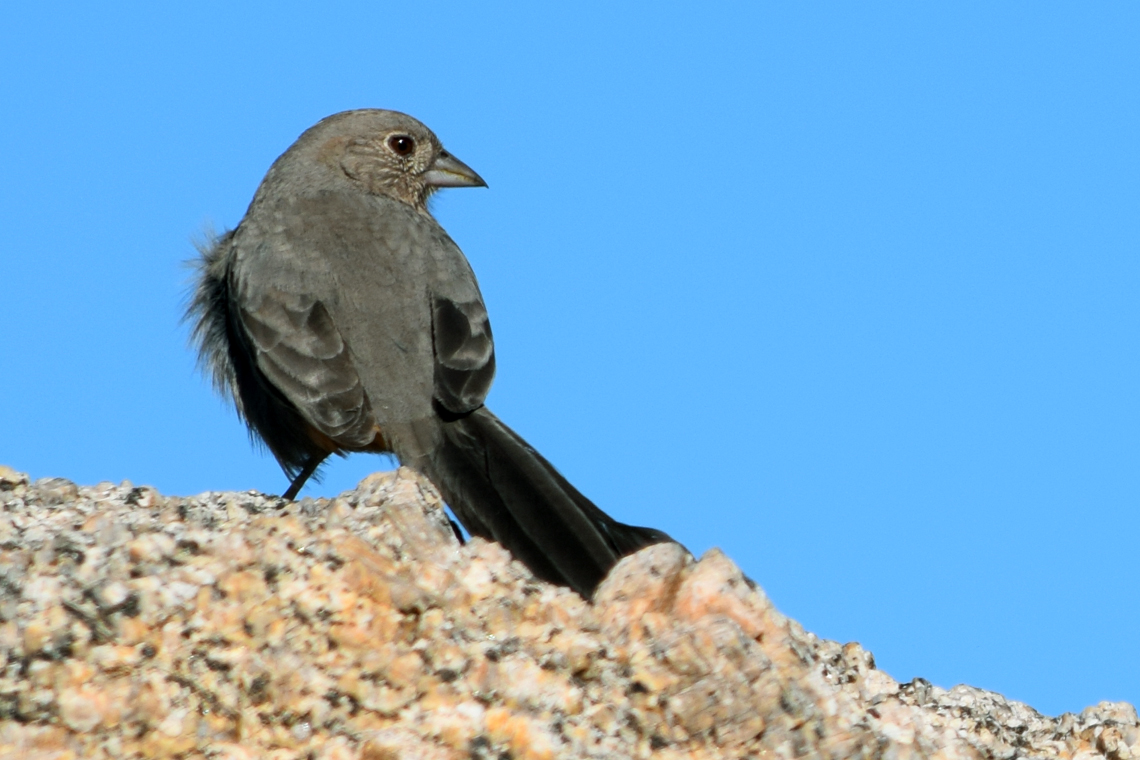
[288,109,486,212]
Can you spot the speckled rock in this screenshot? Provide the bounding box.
[0,466,1135,759]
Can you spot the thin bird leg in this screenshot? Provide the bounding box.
[282,453,326,500]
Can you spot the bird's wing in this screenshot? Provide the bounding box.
[235,282,377,448]
[430,292,496,416]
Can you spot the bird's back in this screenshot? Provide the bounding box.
[230,186,489,460]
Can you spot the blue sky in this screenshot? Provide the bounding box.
[2,3,1137,717]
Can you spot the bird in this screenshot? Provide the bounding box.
[187,109,674,597]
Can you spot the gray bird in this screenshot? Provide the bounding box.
[187,109,673,597]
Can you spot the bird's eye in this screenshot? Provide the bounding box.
[388,135,416,156]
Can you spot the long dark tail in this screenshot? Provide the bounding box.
[420,407,676,597]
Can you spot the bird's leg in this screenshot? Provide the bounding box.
[282,453,326,501]
[448,518,466,544]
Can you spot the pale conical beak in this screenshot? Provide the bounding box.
[423,151,487,188]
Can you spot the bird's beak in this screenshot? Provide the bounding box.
[423,151,487,188]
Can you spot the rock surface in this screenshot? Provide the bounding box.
[0,464,1135,759]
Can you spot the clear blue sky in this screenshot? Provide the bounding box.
[2,3,1136,717]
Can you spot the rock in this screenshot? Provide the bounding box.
[0,466,29,491]
[0,467,1133,759]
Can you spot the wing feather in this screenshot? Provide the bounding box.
[238,285,376,446]
[430,293,495,416]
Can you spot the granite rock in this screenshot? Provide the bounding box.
[0,466,1134,759]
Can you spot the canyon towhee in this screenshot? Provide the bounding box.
[187,109,673,596]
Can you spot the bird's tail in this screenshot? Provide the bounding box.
[419,406,675,597]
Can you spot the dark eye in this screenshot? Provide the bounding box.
[388,134,415,156]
